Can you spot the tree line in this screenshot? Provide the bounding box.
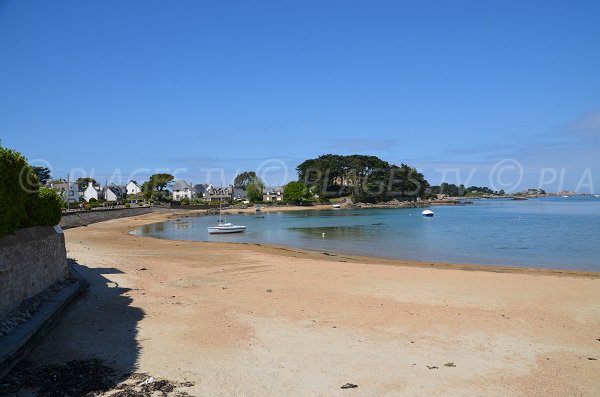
[429,183,505,197]
[294,154,430,203]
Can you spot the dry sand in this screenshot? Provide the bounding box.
[25,211,600,396]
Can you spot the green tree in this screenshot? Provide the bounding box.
[234,171,257,189]
[283,181,310,202]
[296,154,430,203]
[142,173,174,200]
[32,166,52,183]
[246,176,264,201]
[75,177,98,190]
[149,173,174,191]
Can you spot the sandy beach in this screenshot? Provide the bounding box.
[22,211,600,396]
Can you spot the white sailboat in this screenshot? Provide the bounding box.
[207,185,246,234]
[207,222,246,234]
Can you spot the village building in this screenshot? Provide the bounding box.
[126,180,142,196]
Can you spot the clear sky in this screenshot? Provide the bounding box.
[1,0,599,192]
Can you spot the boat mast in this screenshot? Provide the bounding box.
[218,190,222,223]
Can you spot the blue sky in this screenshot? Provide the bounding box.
[1,0,599,192]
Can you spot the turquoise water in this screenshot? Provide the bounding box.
[133,196,600,271]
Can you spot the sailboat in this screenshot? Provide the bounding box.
[207,186,246,234]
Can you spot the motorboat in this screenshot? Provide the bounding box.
[332,204,341,208]
[422,209,434,217]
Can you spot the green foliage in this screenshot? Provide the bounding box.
[429,184,504,197]
[149,173,173,190]
[234,171,257,189]
[0,146,34,236]
[246,177,264,202]
[179,196,191,205]
[142,173,174,200]
[75,177,97,191]
[283,181,311,202]
[296,154,430,203]
[0,146,61,238]
[26,187,62,227]
[32,166,52,182]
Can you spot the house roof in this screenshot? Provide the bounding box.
[173,180,193,191]
[194,184,208,194]
[205,185,233,196]
[263,186,284,194]
[103,184,124,196]
[233,188,247,198]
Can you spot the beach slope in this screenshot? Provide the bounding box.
[21,212,600,396]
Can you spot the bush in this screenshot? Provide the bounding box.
[26,187,62,227]
[0,146,43,238]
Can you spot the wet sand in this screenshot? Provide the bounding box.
[25,211,600,396]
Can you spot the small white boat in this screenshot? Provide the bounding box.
[594,194,600,198]
[562,195,569,198]
[422,209,434,217]
[208,181,246,234]
[332,204,341,208]
[207,223,246,234]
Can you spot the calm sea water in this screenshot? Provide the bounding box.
[133,196,600,271]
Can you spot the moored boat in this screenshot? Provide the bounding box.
[422,209,434,217]
[208,181,246,234]
[207,223,246,234]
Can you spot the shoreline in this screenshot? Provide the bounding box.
[16,210,600,396]
[141,209,600,278]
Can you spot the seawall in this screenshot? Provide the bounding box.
[60,207,159,229]
[0,226,68,318]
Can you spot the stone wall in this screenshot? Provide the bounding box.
[0,226,68,318]
[169,203,221,210]
[60,207,157,229]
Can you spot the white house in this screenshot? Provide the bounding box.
[263,187,284,202]
[126,180,142,196]
[103,185,124,202]
[83,181,99,202]
[172,180,195,201]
